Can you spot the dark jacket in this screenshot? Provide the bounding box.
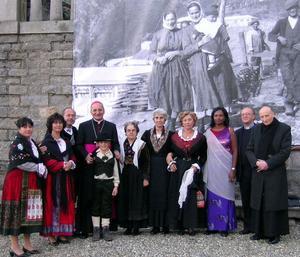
[235,126,254,182]
[245,121,291,211]
[77,119,120,159]
[268,17,300,63]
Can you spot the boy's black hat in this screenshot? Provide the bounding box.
[95,133,112,142]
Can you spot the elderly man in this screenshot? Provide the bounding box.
[77,101,120,238]
[235,107,256,235]
[62,107,78,145]
[62,107,82,235]
[246,106,291,244]
[268,0,300,116]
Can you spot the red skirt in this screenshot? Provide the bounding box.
[0,169,43,235]
[42,173,75,236]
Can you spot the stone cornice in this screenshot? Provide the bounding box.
[0,20,73,35]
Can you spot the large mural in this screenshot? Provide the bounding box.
[73,0,300,144]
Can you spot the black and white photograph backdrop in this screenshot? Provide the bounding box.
[72,0,300,144]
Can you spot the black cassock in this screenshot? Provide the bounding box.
[246,119,291,238]
[76,119,120,234]
[236,126,254,231]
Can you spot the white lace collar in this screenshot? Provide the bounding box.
[178,128,198,141]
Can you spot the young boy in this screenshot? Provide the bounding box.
[91,134,119,241]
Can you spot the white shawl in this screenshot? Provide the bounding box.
[203,129,235,201]
[120,138,145,172]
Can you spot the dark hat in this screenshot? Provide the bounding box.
[95,133,112,142]
[205,4,218,16]
[285,0,299,10]
[249,18,260,26]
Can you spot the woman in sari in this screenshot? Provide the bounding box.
[42,113,76,245]
[204,107,237,236]
[141,108,173,234]
[0,117,47,257]
[118,121,150,235]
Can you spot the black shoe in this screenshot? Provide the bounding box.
[102,226,113,241]
[92,227,101,242]
[133,228,140,236]
[177,229,185,235]
[150,227,160,234]
[162,227,169,234]
[78,233,89,239]
[239,229,251,235]
[109,221,118,231]
[220,231,228,237]
[250,234,261,240]
[9,250,27,257]
[48,239,59,246]
[73,230,83,237]
[188,228,196,236]
[57,237,70,244]
[268,236,280,245]
[22,247,40,255]
[204,230,216,235]
[124,228,132,235]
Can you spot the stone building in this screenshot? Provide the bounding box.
[0,0,74,173]
[0,0,299,219]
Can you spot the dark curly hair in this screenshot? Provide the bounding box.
[15,117,34,128]
[210,107,230,128]
[46,112,66,133]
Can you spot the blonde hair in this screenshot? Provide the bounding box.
[178,111,197,126]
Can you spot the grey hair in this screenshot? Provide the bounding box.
[124,121,140,133]
[152,108,168,120]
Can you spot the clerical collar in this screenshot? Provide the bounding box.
[93,118,104,124]
[244,123,254,130]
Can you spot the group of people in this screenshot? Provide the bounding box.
[0,100,292,256]
[148,0,237,130]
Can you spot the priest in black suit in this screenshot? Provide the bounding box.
[235,107,256,235]
[77,101,120,237]
[246,106,291,244]
[62,107,78,145]
[62,107,82,236]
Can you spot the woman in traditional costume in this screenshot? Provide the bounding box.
[41,113,76,245]
[181,1,237,115]
[118,121,150,235]
[148,10,193,130]
[141,108,173,234]
[166,112,207,235]
[203,107,238,237]
[0,117,47,257]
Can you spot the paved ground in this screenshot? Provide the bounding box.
[1,222,300,257]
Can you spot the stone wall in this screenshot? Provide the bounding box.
[0,21,73,172]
